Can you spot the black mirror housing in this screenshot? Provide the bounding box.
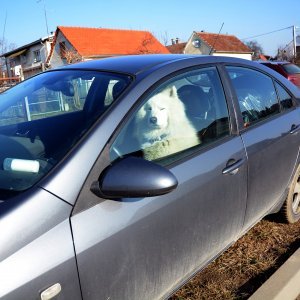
[92,157,178,199]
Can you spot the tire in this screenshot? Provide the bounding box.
[280,164,300,223]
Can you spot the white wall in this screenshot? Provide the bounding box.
[49,32,75,69]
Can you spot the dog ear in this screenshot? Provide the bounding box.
[169,86,177,97]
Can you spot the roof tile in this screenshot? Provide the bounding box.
[196,32,252,53]
[58,26,169,56]
[166,42,187,54]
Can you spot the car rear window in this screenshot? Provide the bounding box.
[281,63,300,74]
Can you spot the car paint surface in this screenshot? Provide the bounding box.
[1,55,300,299]
[0,188,82,299]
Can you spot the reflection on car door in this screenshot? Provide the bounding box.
[70,66,248,299]
[226,66,300,230]
[71,137,247,300]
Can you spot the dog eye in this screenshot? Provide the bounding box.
[147,107,152,111]
[160,108,165,111]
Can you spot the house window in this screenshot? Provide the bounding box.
[33,50,41,62]
[59,42,66,59]
[21,54,27,64]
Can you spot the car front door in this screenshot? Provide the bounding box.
[226,66,300,230]
[71,66,248,300]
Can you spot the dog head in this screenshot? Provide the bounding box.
[136,86,181,131]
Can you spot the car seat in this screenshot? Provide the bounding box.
[177,85,213,133]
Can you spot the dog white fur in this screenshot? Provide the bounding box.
[135,86,200,160]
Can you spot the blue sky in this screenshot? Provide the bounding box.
[1,0,299,56]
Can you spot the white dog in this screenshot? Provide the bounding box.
[135,86,200,160]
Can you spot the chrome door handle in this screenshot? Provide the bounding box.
[290,124,300,135]
[222,158,246,175]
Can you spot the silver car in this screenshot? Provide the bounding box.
[1,55,300,300]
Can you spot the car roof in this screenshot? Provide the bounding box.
[56,54,257,76]
[60,54,194,75]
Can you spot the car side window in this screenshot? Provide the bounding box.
[226,67,280,127]
[275,82,293,110]
[110,67,230,165]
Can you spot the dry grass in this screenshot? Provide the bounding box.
[169,217,300,300]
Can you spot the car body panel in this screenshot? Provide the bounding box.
[1,55,300,299]
[39,56,300,205]
[0,188,81,299]
[71,136,247,300]
[241,109,300,229]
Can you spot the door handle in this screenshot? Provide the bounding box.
[222,158,246,175]
[290,124,300,135]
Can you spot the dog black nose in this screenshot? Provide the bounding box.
[150,117,157,124]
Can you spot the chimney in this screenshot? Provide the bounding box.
[171,38,175,45]
[176,38,179,44]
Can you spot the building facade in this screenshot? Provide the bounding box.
[167,31,253,60]
[2,35,54,80]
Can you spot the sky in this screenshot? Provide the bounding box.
[1,0,299,56]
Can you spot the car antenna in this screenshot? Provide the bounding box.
[209,22,224,55]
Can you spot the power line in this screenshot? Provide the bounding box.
[242,26,293,40]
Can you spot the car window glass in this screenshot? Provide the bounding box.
[275,82,293,110]
[110,67,230,165]
[0,70,131,197]
[282,63,300,74]
[0,75,128,126]
[226,66,279,128]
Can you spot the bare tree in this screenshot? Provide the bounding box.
[129,33,161,55]
[64,49,82,64]
[276,45,294,62]
[245,40,264,60]
[138,33,159,54]
[160,31,170,46]
[59,42,82,64]
[0,39,17,77]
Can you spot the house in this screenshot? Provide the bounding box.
[47,26,170,68]
[296,35,300,65]
[1,35,54,79]
[168,31,253,60]
[186,31,252,60]
[166,38,187,54]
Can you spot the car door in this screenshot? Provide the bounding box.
[71,66,248,300]
[225,66,300,230]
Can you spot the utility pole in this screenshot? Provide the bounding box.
[293,25,297,61]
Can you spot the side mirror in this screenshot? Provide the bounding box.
[91,157,178,199]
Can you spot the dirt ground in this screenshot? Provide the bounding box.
[169,216,300,300]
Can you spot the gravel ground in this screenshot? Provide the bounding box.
[169,216,300,299]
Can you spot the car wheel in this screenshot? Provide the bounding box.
[280,164,300,223]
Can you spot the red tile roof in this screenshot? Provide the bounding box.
[166,42,187,54]
[57,26,169,56]
[195,32,252,53]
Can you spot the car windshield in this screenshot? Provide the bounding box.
[0,69,131,199]
[282,63,300,74]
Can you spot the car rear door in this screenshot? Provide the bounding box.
[225,66,300,230]
[70,65,248,300]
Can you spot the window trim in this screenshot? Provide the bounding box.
[274,80,297,112]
